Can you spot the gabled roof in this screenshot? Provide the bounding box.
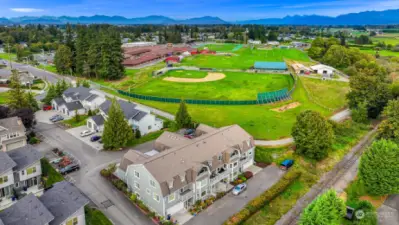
[39,181,89,225]
[0,194,54,225]
[0,117,25,136]
[7,145,42,171]
[53,97,66,106]
[0,151,16,175]
[85,94,99,102]
[64,101,84,111]
[90,115,105,126]
[100,100,147,121]
[63,87,92,101]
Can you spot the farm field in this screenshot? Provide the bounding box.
[359,48,399,57]
[180,48,310,69]
[371,34,399,46]
[133,71,294,100]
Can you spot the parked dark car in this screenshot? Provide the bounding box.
[280,159,294,170]
[90,135,101,142]
[42,105,52,111]
[59,164,80,175]
[50,115,64,122]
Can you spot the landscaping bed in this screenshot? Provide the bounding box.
[85,206,113,225]
[41,158,64,188]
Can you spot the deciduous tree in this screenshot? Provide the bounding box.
[377,100,399,142]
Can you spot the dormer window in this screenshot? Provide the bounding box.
[231,150,239,158]
[197,167,207,176]
[218,154,222,161]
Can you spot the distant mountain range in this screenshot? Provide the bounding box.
[2,9,399,25]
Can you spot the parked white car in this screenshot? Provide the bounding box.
[80,130,94,137]
[232,183,247,195]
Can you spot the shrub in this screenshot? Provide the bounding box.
[100,169,111,177]
[243,171,253,179]
[223,169,301,225]
[29,137,40,144]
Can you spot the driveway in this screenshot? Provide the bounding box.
[186,165,286,225]
[34,122,153,225]
[66,126,103,151]
[35,110,69,124]
[378,195,399,225]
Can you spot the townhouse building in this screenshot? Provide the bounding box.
[115,124,255,217]
[0,117,27,152]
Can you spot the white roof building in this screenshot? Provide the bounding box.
[122,42,157,48]
[310,64,335,77]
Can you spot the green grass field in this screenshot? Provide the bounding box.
[37,64,58,73]
[0,53,16,61]
[181,48,310,69]
[133,71,294,100]
[201,43,239,52]
[371,35,399,46]
[0,92,9,104]
[359,49,399,57]
[165,70,208,78]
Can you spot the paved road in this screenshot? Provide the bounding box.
[186,166,286,225]
[6,61,69,84]
[35,122,153,225]
[378,195,399,225]
[255,109,351,146]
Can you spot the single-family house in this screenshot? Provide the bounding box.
[310,64,335,77]
[267,41,280,46]
[248,40,262,45]
[86,99,163,135]
[51,87,106,117]
[0,181,89,225]
[0,69,35,86]
[0,117,27,152]
[115,124,255,217]
[0,145,43,210]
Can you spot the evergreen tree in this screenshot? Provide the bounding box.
[7,70,29,109]
[54,45,72,74]
[102,98,133,150]
[292,110,334,161]
[26,92,39,112]
[359,139,399,195]
[299,189,346,225]
[175,100,192,129]
[42,84,57,105]
[74,110,80,123]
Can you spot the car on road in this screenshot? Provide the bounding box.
[59,164,80,175]
[90,135,101,142]
[50,115,64,122]
[42,105,52,111]
[232,183,247,195]
[280,159,294,170]
[80,130,94,137]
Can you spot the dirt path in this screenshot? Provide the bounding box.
[163,72,226,83]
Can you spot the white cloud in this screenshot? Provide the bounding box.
[10,8,44,13]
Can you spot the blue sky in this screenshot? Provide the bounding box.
[2,0,399,21]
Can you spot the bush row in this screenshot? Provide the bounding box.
[223,169,301,225]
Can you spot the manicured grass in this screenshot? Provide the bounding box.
[0,53,16,61]
[165,70,209,78]
[133,72,294,100]
[61,115,89,128]
[371,35,399,46]
[0,91,9,104]
[85,206,113,225]
[37,64,57,73]
[201,43,239,52]
[359,49,399,57]
[301,77,350,110]
[41,158,64,188]
[127,130,164,147]
[181,48,310,69]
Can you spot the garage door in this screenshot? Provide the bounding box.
[243,159,254,170]
[6,140,25,151]
[167,202,184,215]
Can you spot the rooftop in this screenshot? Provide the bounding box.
[0,151,16,175]
[254,61,287,70]
[0,116,25,136]
[7,145,43,171]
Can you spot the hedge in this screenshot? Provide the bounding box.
[223,169,301,225]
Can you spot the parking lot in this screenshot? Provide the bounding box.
[66,126,103,151]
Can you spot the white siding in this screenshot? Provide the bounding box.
[0,169,14,189]
[130,114,162,135]
[18,161,41,182]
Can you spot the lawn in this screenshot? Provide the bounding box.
[61,115,89,128]
[0,52,16,61]
[301,77,350,110]
[0,91,9,104]
[371,35,399,46]
[180,48,310,69]
[201,43,240,52]
[165,70,209,78]
[85,206,113,225]
[37,64,58,74]
[359,49,399,57]
[41,158,64,188]
[133,72,294,100]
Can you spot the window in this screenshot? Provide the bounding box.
[27,166,36,175]
[201,190,207,197]
[248,150,252,155]
[21,170,24,175]
[218,155,222,161]
[233,162,238,168]
[153,193,160,202]
[150,180,156,188]
[148,125,152,130]
[66,217,78,225]
[134,171,140,178]
[146,188,151,195]
[168,193,176,203]
[134,182,140,190]
[0,176,8,184]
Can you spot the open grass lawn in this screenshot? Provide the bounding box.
[0,52,16,60]
[166,70,209,78]
[37,64,58,73]
[301,77,350,110]
[202,43,239,52]
[371,35,399,46]
[85,206,113,225]
[244,121,371,225]
[181,48,310,69]
[359,49,399,57]
[133,72,294,100]
[62,115,89,128]
[41,158,64,188]
[0,91,9,104]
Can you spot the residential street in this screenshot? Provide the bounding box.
[34,122,153,225]
[186,166,286,225]
[378,195,399,225]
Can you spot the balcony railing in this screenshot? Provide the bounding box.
[180,189,194,201]
[210,170,229,184]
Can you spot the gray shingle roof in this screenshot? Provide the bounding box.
[53,97,66,106]
[39,181,89,225]
[90,115,105,126]
[63,87,92,101]
[85,94,98,102]
[7,145,42,171]
[0,151,16,175]
[100,99,147,121]
[0,194,55,225]
[64,101,84,111]
[0,116,26,136]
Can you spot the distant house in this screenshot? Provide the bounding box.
[267,41,280,46]
[310,64,335,77]
[0,181,89,225]
[0,145,43,210]
[86,99,163,135]
[0,69,35,86]
[248,40,262,45]
[33,52,55,65]
[51,87,106,117]
[0,117,27,152]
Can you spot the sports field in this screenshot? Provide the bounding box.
[165,70,208,78]
[200,43,240,52]
[133,70,294,100]
[181,48,310,69]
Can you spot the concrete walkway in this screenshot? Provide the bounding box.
[378,195,399,225]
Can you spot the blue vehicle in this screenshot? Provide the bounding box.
[280,159,294,170]
[90,135,101,142]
